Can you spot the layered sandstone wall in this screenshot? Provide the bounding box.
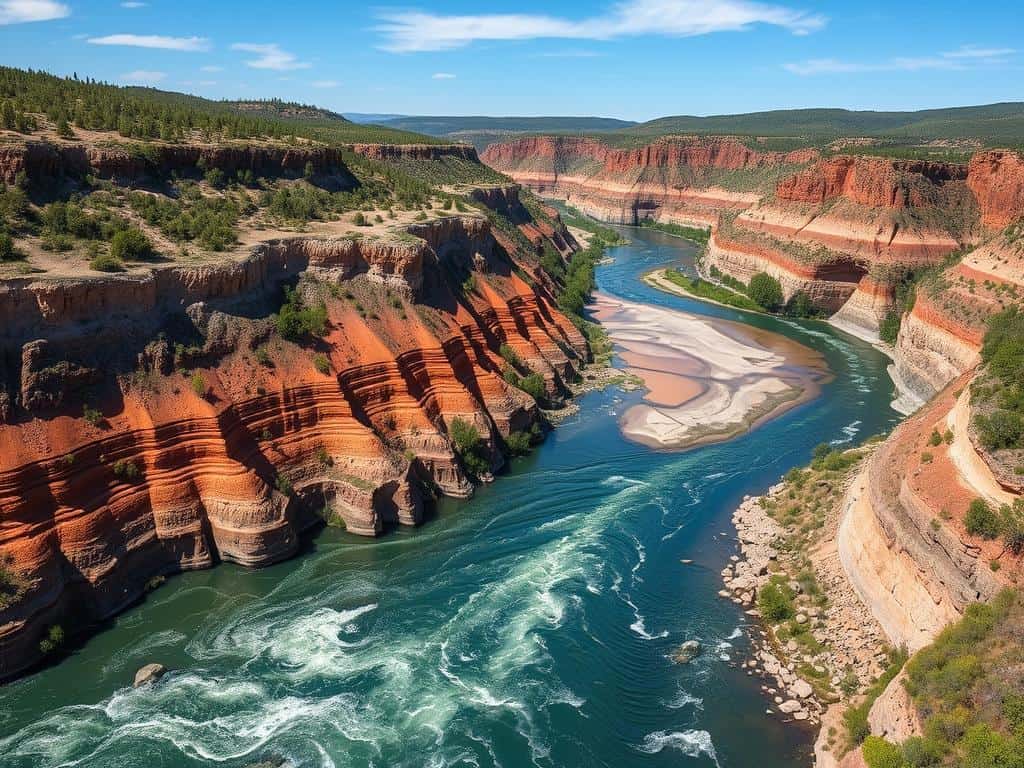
[0,212,589,680]
[485,135,1023,402]
[838,379,1005,653]
[0,139,477,186]
[481,135,809,226]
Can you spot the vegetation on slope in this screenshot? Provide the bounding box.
[861,590,1024,768]
[611,103,1024,150]
[0,67,439,145]
[972,306,1024,453]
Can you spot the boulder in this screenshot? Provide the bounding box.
[133,663,167,688]
[672,640,702,664]
[791,679,814,699]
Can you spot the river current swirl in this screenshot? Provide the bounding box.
[0,226,901,768]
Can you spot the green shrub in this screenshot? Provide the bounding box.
[758,579,795,622]
[998,499,1024,555]
[190,372,206,397]
[255,346,272,367]
[747,272,784,311]
[900,735,946,767]
[313,353,330,374]
[959,723,1022,768]
[0,231,17,261]
[38,624,64,655]
[505,430,532,456]
[965,499,1000,539]
[975,410,1023,451]
[276,286,328,341]
[83,404,103,426]
[204,167,227,189]
[449,417,489,477]
[519,373,546,402]
[89,251,124,272]
[929,429,943,447]
[109,227,152,261]
[275,473,293,496]
[112,459,140,481]
[862,736,905,768]
[879,310,902,345]
[499,343,522,369]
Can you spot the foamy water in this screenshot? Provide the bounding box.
[0,224,901,768]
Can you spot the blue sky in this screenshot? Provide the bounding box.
[0,0,1021,121]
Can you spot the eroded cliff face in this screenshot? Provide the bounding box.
[0,139,476,186]
[481,135,814,226]
[0,210,589,680]
[485,136,1024,403]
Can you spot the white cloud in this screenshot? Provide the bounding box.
[431,72,456,79]
[375,0,825,52]
[942,45,1015,59]
[120,1,146,7]
[312,79,340,88]
[785,45,1015,76]
[88,33,211,51]
[200,65,223,72]
[536,49,604,58]
[121,69,166,85]
[0,0,69,25]
[231,42,310,70]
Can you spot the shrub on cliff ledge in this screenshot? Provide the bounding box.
[862,736,905,768]
[109,227,152,262]
[747,272,784,311]
[0,232,17,261]
[449,417,490,478]
[276,286,328,341]
[965,499,1000,539]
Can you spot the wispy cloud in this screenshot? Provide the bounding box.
[431,72,456,79]
[785,45,1016,75]
[375,0,825,53]
[88,33,211,51]
[0,0,69,25]
[120,1,146,7]
[231,42,310,70]
[121,69,166,85]
[312,79,340,88]
[943,44,1015,59]
[536,49,604,58]
[200,65,223,72]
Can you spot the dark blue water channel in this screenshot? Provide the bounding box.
[0,226,901,767]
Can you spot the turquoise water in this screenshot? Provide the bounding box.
[0,227,901,768]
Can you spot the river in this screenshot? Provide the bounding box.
[0,226,901,768]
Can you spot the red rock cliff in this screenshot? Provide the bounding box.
[0,212,589,680]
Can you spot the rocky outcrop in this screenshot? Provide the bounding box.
[967,149,1024,228]
[0,214,589,681]
[838,379,1005,653]
[776,156,966,209]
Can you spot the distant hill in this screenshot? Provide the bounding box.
[0,67,442,146]
[621,103,1024,146]
[361,115,638,151]
[225,99,350,124]
[344,113,409,124]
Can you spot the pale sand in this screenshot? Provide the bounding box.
[591,292,831,450]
